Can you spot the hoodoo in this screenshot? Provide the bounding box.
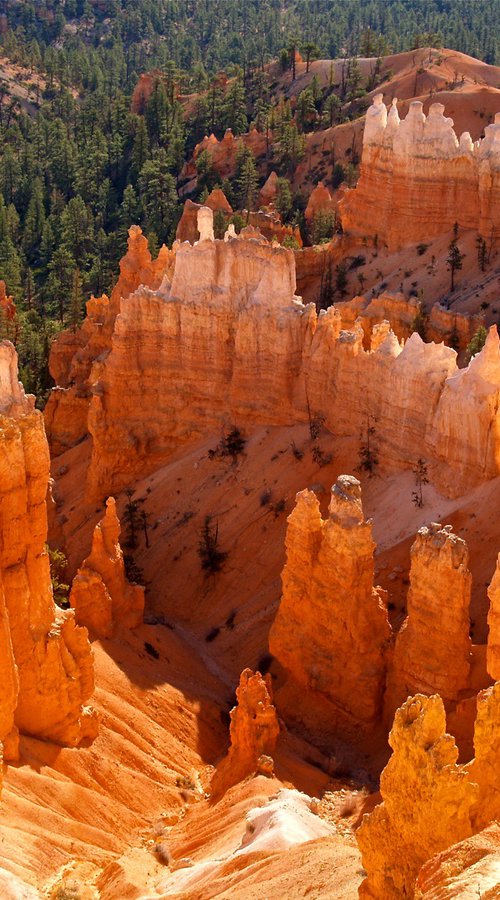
[0,342,97,764]
[339,94,500,250]
[269,477,391,738]
[2,8,500,897]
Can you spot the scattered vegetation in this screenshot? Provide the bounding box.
[209,427,246,461]
[412,458,429,508]
[47,544,70,609]
[122,489,147,584]
[290,441,304,460]
[198,516,227,573]
[144,641,160,659]
[465,325,488,363]
[358,413,379,474]
[312,445,333,467]
[446,222,465,292]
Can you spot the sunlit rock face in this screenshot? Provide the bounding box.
[70,497,144,639]
[0,341,97,775]
[211,668,280,796]
[45,209,500,502]
[339,95,500,250]
[269,477,391,740]
[358,694,477,899]
[385,523,472,723]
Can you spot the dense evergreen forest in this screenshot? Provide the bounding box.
[0,0,497,398]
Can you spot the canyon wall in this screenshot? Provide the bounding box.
[45,213,500,502]
[0,342,97,768]
[339,95,500,250]
[338,291,484,354]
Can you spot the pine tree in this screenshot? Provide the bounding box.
[68,267,83,331]
[223,78,247,135]
[131,116,150,180]
[139,150,179,244]
[446,222,465,291]
[236,151,258,215]
[275,177,292,221]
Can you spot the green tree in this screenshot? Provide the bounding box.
[302,41,319,73]
[465,325,488,362]
[446,222,465,291]
[296,88,317,132]
[223,78,247,135]
[139,149,179,243]
[68,267,83,331]
[46,246,75,323]
[236,152,258,216]
[275,177,292,221]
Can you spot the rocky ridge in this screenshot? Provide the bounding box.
[45,208,500,505]
[339,94,500,250]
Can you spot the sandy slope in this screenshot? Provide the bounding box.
[4,418,498,895]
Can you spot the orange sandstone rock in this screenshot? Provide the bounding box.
[44,226,173,455]
[48,210,500,501]
[70,497,144,639]
[176,189,233,243]
[259,170,279,206]
[415,825,500,899]
[358,694,477,899]
[269,477,391,737]
[385,523,472,722]
[486,553,500,680]
[0,341,97,749]
[339,96,500,250]
[304,181,336,222]
[470,682,500,830]
[211,668,279,796]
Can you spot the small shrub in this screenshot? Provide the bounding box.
[312,445,333,466]
[175,774,196,790]
[465,325,488,363]
[290,441,304,460]
[144,642,160,659]
[416,243,429,256]
[47,545,70,609]
[198,517,227,574]
[225,610,236,629]
[349,254,365,270]
[205,626,221,642]
[271,498,286,517]
[260,488,273,506]
[209,427,246,461]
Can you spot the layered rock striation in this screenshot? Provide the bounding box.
[0,342,97,768]
[70,497,144,639]
[269,477,391,736]
[385,524,473,721]
[339,94,500,250]
[46,209,500,501]
[44,225,174,456]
